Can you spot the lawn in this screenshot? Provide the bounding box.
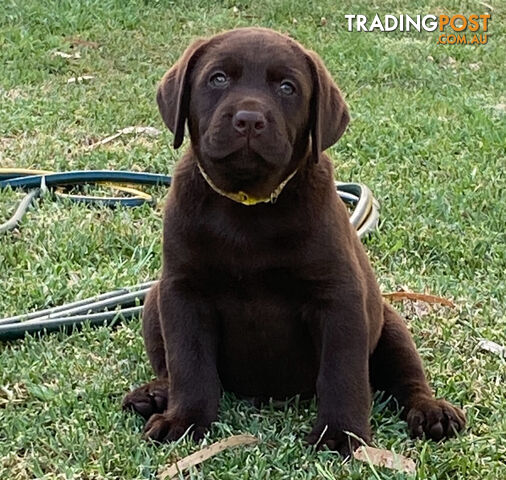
[0,0,504,478]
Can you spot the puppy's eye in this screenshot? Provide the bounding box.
[279,80,296,96]
[209,71,230,88]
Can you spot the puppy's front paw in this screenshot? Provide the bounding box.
[142,412,208,443]
[122,379,168,420]
[407,397,465,441]
[305,420,370,457]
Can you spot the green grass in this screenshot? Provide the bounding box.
[1,0,505,478]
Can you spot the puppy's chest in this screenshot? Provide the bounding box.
[190,199,313,260]
[207,264,310,315]
[185,208,335,304]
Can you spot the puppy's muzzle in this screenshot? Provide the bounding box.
[232,110,267,137]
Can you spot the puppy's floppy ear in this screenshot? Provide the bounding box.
[156,38,209,149]
[305,51,350,163]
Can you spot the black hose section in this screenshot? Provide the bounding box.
[0,170,172,211]
[0,170,173,189]
[357,197,380,238]
[337,182,372,230]
[0,306,144,341]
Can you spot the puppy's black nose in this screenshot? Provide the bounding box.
[232,110,266,136]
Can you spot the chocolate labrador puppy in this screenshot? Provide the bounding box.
[123,27,465,455]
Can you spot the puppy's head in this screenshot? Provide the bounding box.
[157,28,349,201]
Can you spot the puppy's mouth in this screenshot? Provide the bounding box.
[203,145,269,191]
[196,139,296,205]
[203,135,261,161]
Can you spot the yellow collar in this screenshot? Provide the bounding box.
[196,161,298,206]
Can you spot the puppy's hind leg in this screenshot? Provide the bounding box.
[123,282,169,420]
[370,303,465,441]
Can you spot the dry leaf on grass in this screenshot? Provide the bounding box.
[52,50,81,59]
[478,339,506,357]
[85,126,162,150]
[159,434,258,479]
[67,75,95,84]
[117,126,161,136]
[382,291,455,307]
[354,446,416,474]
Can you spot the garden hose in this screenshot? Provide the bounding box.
[0,188,41,234]
[0,168,380,340]
[0,281,156,327]
[0,168,154,203]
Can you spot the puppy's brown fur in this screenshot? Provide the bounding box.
[123,28,465,455]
